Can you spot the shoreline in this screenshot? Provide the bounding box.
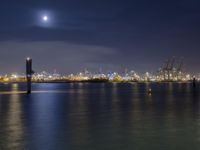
[0,80,195,84]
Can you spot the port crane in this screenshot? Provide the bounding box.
[160,57,183,81]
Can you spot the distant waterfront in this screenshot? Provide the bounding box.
[0,70,198,83]
[0,78,197,84]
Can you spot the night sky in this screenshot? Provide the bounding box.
[0,0,200,74]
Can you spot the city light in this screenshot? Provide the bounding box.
[0,69,198,83]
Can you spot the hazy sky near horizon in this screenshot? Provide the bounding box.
[0,0,200,74]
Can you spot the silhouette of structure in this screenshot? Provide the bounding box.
[26,58,34,94]
[159,57,183,81]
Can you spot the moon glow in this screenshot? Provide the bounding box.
[43,15,48,21]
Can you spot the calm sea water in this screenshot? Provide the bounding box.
[0,82,200,150]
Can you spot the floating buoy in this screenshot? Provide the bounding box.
[148,88,152,95]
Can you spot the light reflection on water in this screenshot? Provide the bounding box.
[0,84,25,149]
[0,83,200,150]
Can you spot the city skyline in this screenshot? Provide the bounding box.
[0,0,200,74]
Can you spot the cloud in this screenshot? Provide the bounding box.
[0,41,118,74]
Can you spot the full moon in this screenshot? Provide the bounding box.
[43,15,48,21]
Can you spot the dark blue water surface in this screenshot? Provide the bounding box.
[0,82,200,150]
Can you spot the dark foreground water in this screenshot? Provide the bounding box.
[0,82,200,150]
